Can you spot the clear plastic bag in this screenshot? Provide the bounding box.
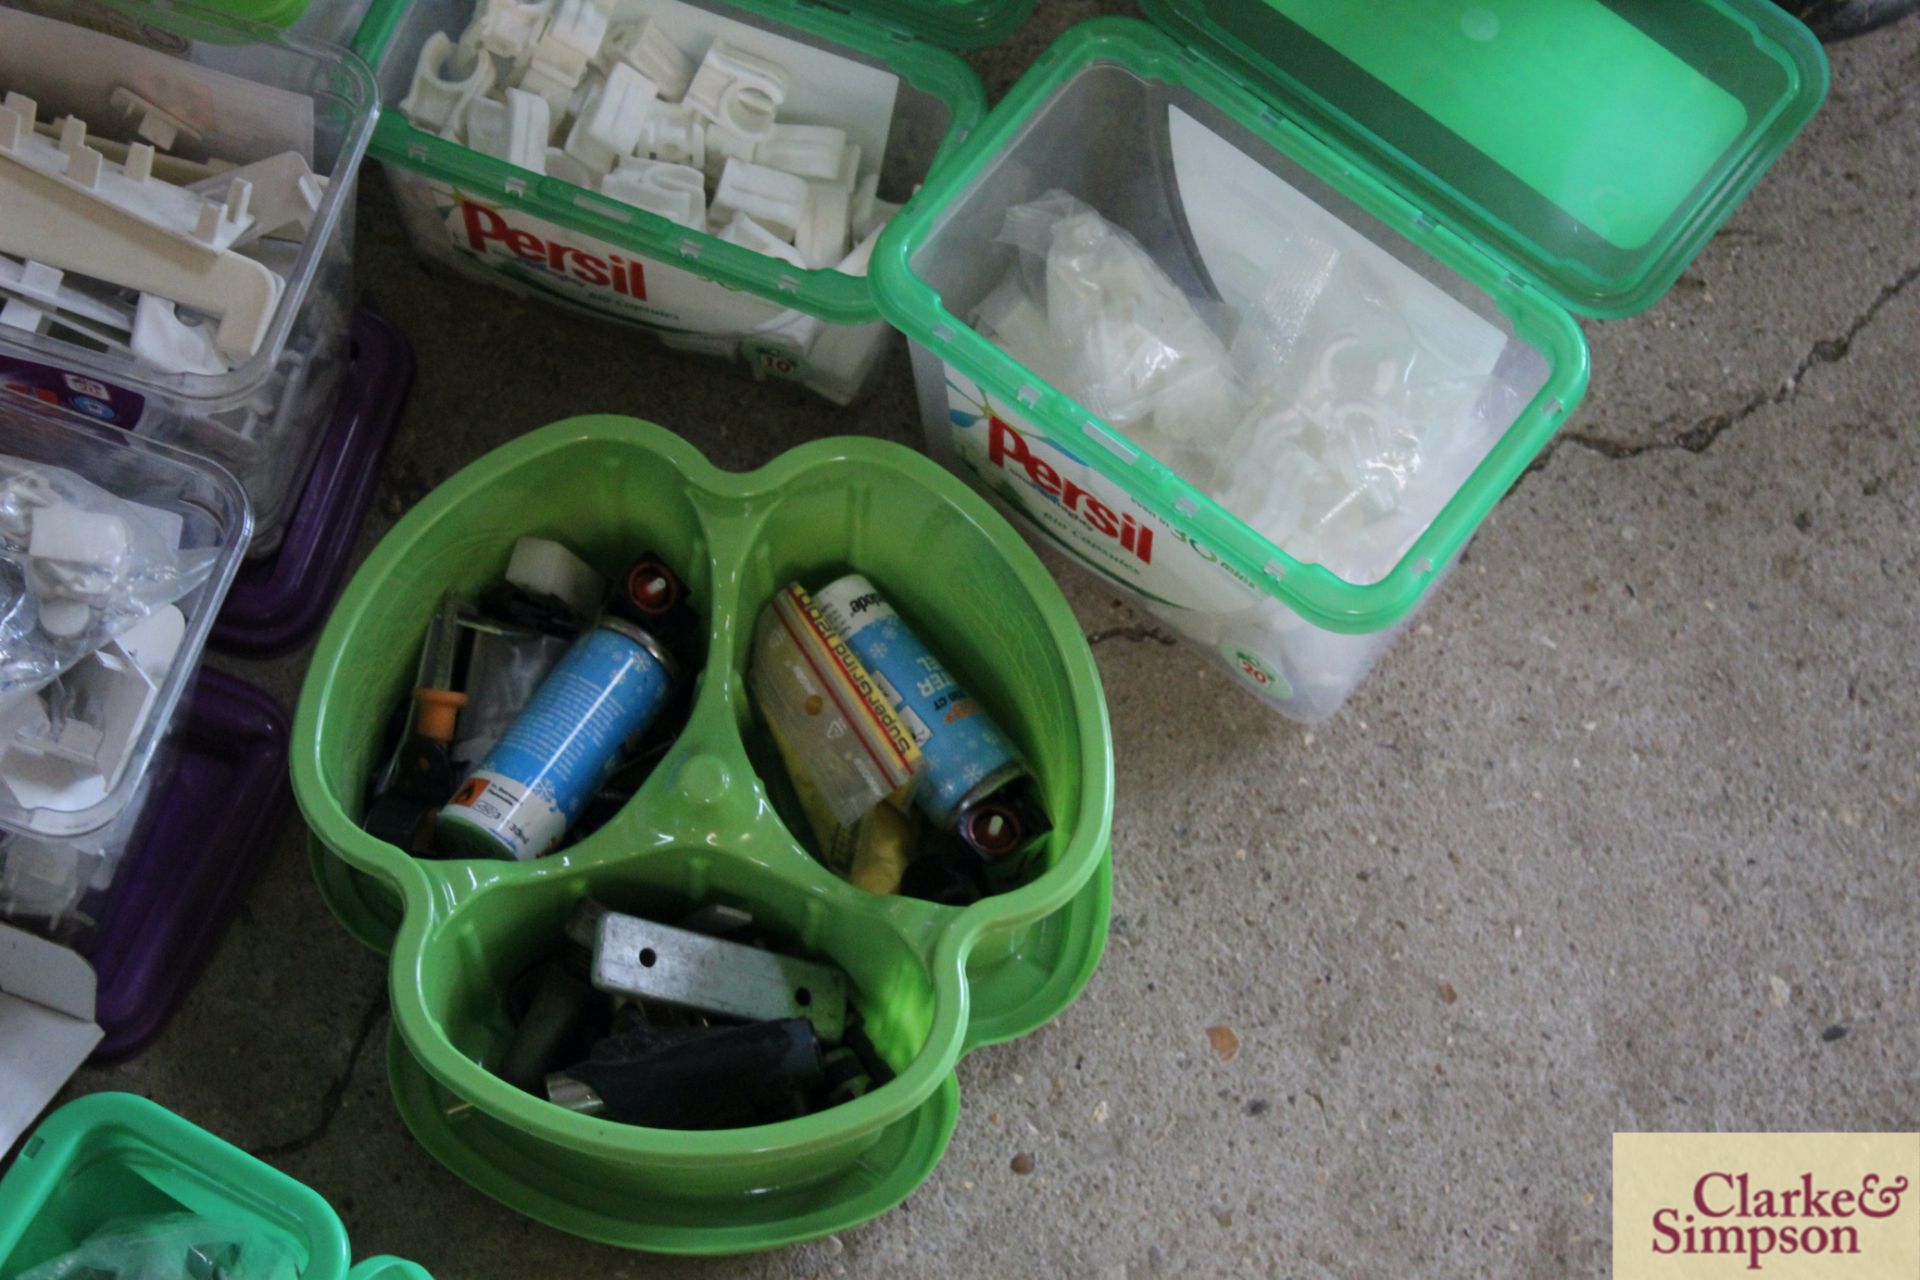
[0,455,216,707]
[15,1213,302,1280]
[986,193,1248,488]
[976,189,1515,586]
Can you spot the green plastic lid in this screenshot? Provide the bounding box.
[1142,0,1828,317]
[855,0,1034,49]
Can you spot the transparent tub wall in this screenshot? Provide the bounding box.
[906,61,1554,720]
[370,0,953,403]
[0,0,372,557]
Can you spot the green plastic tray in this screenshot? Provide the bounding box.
[0,1094,426,1280]
[292,418,1114,1253]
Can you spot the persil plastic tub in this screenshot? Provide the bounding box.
[349,0,1027,404]
[293,418,1112,1252]
[0,0,379,558]
[0,394,250,846]
[0,1093,429,1280]
[873,4,1826,720]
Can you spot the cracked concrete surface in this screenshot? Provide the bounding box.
[35,7,1920,1278]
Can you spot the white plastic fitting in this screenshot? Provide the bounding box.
[0,258,133,330]
[563,64,657,176]
[526,0,609,86]
[597,19,694,101]
[794,180,850,270]
[753,124,847,182]
[543,147,599,189]
[471,0,554,62]
[849,173,898,242]
[27,506,129,602]
[515,61,581,140]
[715,211,804,269]
[185,152,323,245]
[601,158,705,229]
[683,40,788,141]
[505,537,604,618]
[835,143,862,188]
[709,159,807,242]
[130,294,227,376]
[701,119,757,184]
[399,33,496,138]
[465,88,551,174]
[639,102,705,169]
[107,88,200,153]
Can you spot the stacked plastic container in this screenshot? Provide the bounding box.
[870,1,1827,720]
[0,396,292,1060]
[294,418,1114,1251]
[350,0,1031,403]
[0,0,380,559]
[0,1093,429,1279]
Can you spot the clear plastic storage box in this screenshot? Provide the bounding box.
[351,0,1028,404]
[872,3,1827,720]
[0,0,379,557]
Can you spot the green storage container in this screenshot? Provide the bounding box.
[292,418,1113,1253]
[349,0,1029,404]
[871,2,1827,720]
[0,1093,427,1280]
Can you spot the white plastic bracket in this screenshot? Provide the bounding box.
[1,95,254,252]
[754,124,847,182]
[185,152,323,245]
[106,88,200,154]
[526,0,609,86]
[466,88,551,174]
[639,103,704,169]
[710,159,807,242]
[602,158,704,228]
[715,211,804,269]
[0,157,280,360]
[563,63,656,175]
[794,180,850,269]
[684,41,788,141]
[596,19,694,101]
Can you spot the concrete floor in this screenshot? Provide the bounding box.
[51,6,1920,1277]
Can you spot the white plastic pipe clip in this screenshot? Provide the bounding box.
[466,88,551,174]
[639,103,704,169]
[701,119,757,184]
[849,174,898,242]
[470,0,554,62]
[596,19,694,101]
[709,159,807,242]
[715,211,804,270]
[684,41,788,142]
[563,63,657,176]
[754,125,847,182]
[526,0,608,86]
[794,180,850,270]
[399,33,496,138]
[601,158,704,229]
[516,61,582,140]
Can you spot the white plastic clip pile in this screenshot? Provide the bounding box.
[401,4,901,281]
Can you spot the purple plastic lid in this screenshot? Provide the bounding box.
[81,668,292,1062]
[211,309,415,657]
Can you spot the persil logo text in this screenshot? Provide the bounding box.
[462,203,647,299]
[986,417,1153,565]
